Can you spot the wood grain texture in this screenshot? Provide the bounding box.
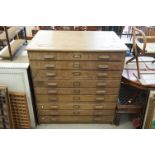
[28,31,126,124]
[27,31,128,52]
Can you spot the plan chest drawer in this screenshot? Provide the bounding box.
[27,31,127,124]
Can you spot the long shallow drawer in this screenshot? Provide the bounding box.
[35,87,119,95]
[38,109,115,116]
[33,70,122,80]
[28,51,124,61]
[36,94,118,102]
[34,79,121,88]
[37,102,116,110]
[38,115,114,123]
[30,61,123,70]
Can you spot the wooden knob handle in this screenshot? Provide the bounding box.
[98,55,110,60]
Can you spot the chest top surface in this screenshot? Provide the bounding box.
[27,30,128,52]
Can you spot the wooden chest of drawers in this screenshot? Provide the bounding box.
[27,31,127,124]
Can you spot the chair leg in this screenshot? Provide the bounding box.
[114,113,121,126]
[135,55,141,79]
[126,56,136,64]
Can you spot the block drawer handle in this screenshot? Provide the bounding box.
[94,105,104,109]
[45,64,55,69]
[98,65,109,69]
[50,105,58,109]
[73,89,80,94]
[97,73,108,77]
[93,117,102,121]
[96,90,106,94]
[48,97,57,101]
[50,111,59,115]
[73,54,81,58]
[48,90,57,94]
[44,55,56,59]
[73,105,80,109]
[41,117,45,120]
[73,96,80,101]
[50,117,58,121]
[73,82,80,87]
[93,111,103,115]
[98,55,110,60]
[73,110,80,115]
[73,63,80,68]
[46,73,56,77]
[96,97,105,101]
[73,72,81,76]
[47,83,57,87]
[96,83,107,87]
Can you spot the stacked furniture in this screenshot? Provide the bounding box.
[0,26,27,60]
[0,50,36,128]
[27,30,127,124]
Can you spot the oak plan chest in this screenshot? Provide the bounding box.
[27,30,128,124]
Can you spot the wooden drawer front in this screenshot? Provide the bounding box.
[38,115,114,123]
[28,52,88,61]
[88,52,124,61]
[37,103,116,110]
[34,79,121,88]
[38,109,115,116]
[35,87,119,95]
[30,61,123,70]
[33,70,122,80]
[28,51,124,61]
[36,95,118,102]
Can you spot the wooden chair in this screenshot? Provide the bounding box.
[126,27,147,79]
